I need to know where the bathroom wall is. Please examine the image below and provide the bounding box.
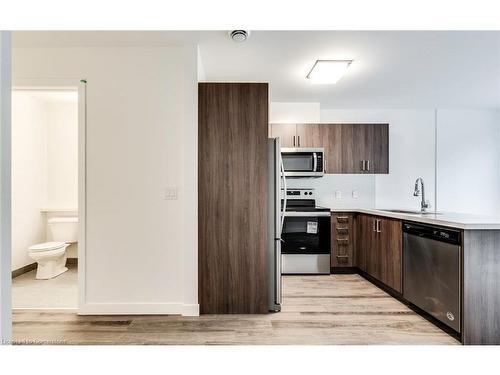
[46,94,78,209]
[11,92,48,271]
[13,45,199,315]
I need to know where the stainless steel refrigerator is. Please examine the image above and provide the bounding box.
[268,137,287,312]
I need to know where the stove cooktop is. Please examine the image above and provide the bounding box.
[285,206,330,212]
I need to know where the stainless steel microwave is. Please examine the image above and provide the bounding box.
[281,148,325,177]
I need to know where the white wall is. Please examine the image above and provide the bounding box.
[13,45,199,315]
[286,175,376,209]
[320,109,436,210]
[11,92,48,271]
[46,97,78,208]
[0,31,12,343]
[270,102,320,123]
[437,109,500,216]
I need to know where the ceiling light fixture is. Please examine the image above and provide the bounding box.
[306,60,353,84]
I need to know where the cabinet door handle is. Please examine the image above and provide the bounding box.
[297,135,300,147]
[373,220,376,232]
[360,160,365,171]
[293,136,296,147]
[366,160,371,172]
[376,219,381,233]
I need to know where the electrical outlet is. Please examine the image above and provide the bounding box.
[164,187,178,200]
[352,189,359,199]
[335,190,342,199]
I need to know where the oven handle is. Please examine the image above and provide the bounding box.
[284,212,331,217]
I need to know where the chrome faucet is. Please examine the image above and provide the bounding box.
[413,177,431,213]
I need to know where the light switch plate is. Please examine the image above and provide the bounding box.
[352,189,359,199]
[335,190,342,199]
[164,187,178,200]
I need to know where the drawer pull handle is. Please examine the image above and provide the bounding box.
[336,216,349,219]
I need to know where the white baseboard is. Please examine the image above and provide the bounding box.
[181,303,200,316]
[78,302,200,316]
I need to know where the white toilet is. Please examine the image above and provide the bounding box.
[28,217,78,280]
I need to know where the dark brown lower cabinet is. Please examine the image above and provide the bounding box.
[356,214,402,293]
[198,83,269,314]
[378,217,402,292]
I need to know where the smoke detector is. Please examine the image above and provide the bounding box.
[229,30,250,43]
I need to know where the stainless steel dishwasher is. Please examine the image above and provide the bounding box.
[403,222,461,332]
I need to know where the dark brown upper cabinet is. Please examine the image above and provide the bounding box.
[269,123,297,147]
[296,124,343,173]
[341,124,389,174]
[269,123,389,174]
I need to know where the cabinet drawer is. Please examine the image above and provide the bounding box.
[336,238,350,245]
[335,255,350,265]
[336,226,350,235]
[335,215,350,224]
[331,213,355,268]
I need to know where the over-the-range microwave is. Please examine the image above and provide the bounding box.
[281,148,325,177]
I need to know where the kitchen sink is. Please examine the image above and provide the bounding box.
[379,209,442,215]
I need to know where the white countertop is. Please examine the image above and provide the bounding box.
[328,207,500,230]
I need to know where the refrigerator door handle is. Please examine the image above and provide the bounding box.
[280,154,287,233]
[275,239,282,304]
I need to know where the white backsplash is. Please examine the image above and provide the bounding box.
[286,174,376,209]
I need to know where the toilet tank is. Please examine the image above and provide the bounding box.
[48,217,78,243]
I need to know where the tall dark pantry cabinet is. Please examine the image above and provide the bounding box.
[198,83,269,314]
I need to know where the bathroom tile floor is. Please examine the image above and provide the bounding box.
[12,264,78,309]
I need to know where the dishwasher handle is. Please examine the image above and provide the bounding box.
[403,222,461,245]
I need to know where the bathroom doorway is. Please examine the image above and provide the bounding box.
[10,86,83,310]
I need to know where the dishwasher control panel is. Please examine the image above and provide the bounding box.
[403,222,461,245]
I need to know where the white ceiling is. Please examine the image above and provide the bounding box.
[13,31,500,108]
[197,31,500,108]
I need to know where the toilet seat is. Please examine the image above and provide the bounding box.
[29,241,67,252]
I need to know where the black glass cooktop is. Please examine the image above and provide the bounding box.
[282,199,330,212]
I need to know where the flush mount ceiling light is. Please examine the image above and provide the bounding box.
[306,60,353,84]
[229,30,250,43]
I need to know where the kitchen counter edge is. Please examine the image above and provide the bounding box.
[328,208,500,230]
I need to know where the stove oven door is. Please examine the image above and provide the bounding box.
[281,212,331,274]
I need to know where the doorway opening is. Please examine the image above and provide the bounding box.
[11,88,80,309]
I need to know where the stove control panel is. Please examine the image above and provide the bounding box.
[285,188,315,199]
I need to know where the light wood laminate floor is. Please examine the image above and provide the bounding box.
[12,274,459,345]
